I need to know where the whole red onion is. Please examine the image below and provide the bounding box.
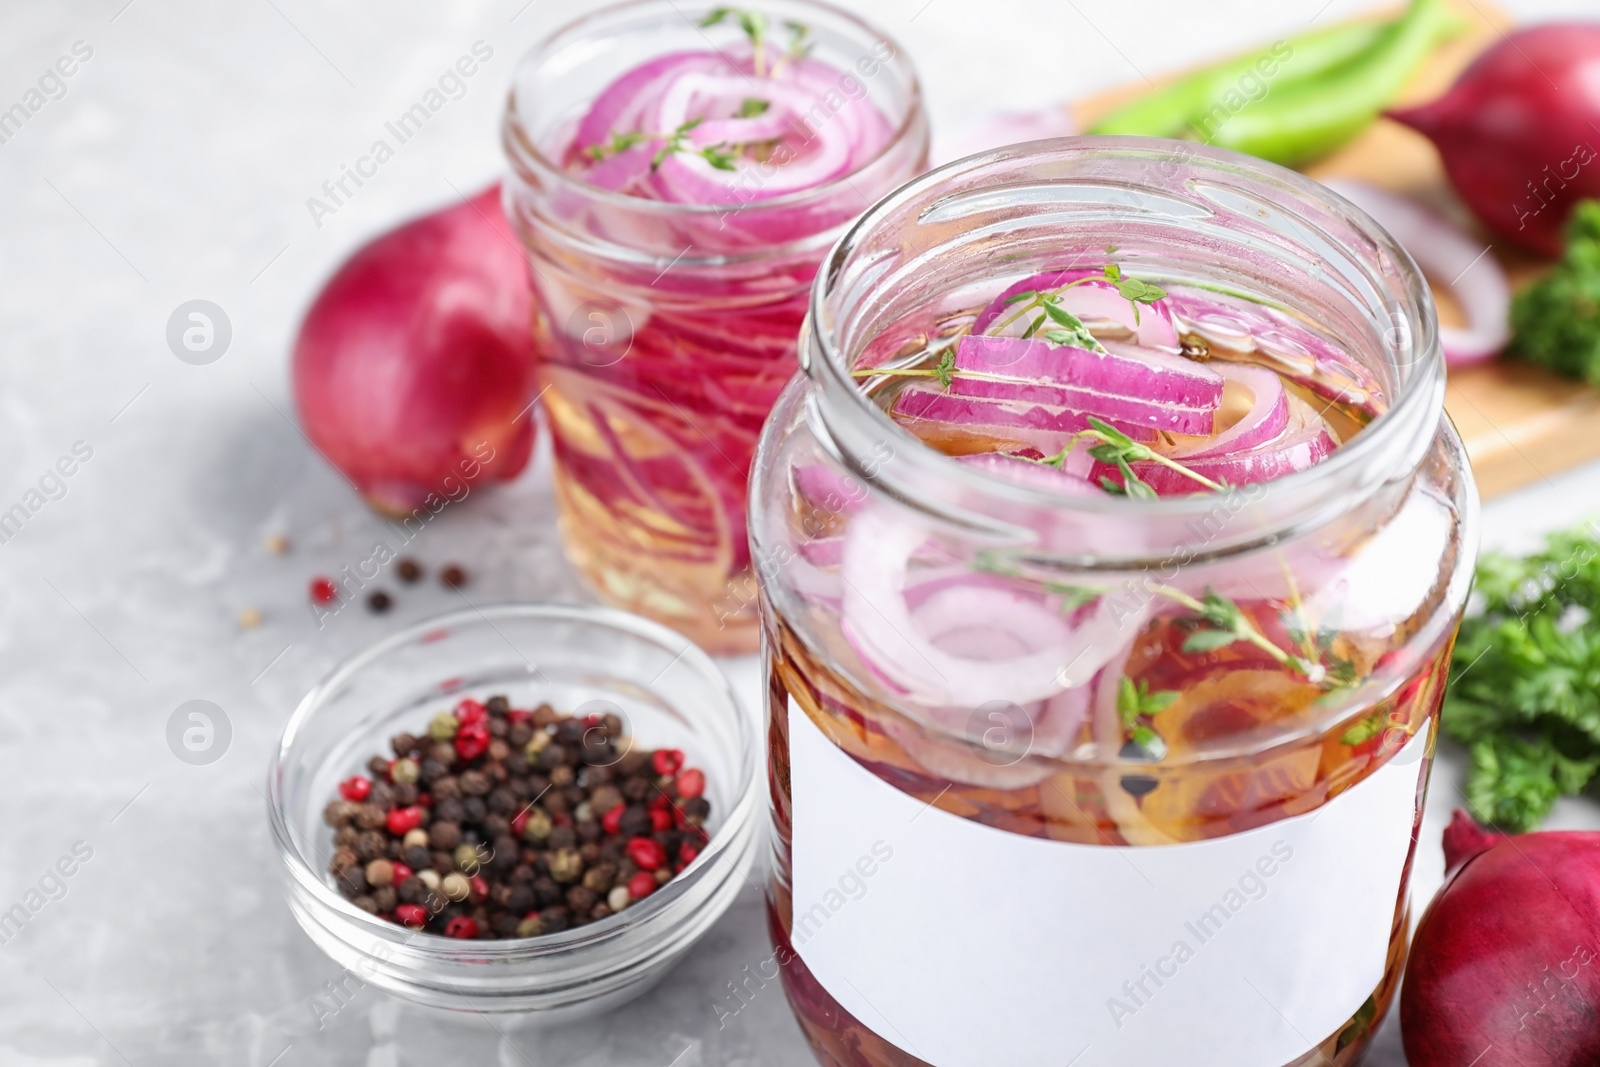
[292,184,537,516]
[1401,811,1600,1065]
[1389,23,1600,256]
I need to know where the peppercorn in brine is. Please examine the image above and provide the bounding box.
[322,695,711,939]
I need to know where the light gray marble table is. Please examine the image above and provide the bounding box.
[2,0,1596,1063]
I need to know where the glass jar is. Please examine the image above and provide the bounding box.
[268,603,760,1019]
[502,0,928,654]
[750,139,1478,1066]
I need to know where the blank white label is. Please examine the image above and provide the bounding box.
[788,700,1426,1067]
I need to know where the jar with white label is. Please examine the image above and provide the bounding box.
[748,138,1477,1067]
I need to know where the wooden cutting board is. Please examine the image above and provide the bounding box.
[1070,1,1596,500]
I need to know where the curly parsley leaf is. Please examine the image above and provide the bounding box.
[1444,521,1600,830]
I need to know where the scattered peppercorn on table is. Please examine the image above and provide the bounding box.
[7,0,1600,1065]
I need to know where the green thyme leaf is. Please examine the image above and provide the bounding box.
[1182,628,1242,654]
[700,143,739,170]
[737,97,771,117]
[1339,712,1385,747]
[1002,290,1040,306]
[934,348,957,388]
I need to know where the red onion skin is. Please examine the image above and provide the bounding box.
[292,184,537,516]
[1442,808,1506,875]
[1388,23,1600,257]
[1401,830,1600,1066]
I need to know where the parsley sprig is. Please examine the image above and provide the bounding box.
[1443,522,1600,831]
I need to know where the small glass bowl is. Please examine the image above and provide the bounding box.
[267,603,760,1020]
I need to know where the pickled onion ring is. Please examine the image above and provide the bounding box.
[953,334,1224,432]
[1168,363,1288,460]
[1321,178,1511,368]
[893,383,1157,439]
[569,49,893,207]
[840,500,1137,707]
[1106,392,1336,495]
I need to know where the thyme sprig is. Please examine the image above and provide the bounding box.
[1036,417,1227,497]
[703,7,770,75]
[1149,585,1334,685]
[584,118,749,172]
[1118,678,1175,759]
[988,264,1167,337]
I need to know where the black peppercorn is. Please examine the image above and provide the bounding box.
[566,885,599,914]
[397,558,423,583]
[491,914,521,938]
[429,821,462,851]
[536,744,567,773]
[434,798,466,825]
[440,564,467,588]
[462,797,487,824]
[681,796,711,821]
[549,825,577,852]
[419,758,448,784]
[392,782,418,807]
[506,884,535,915]
[335,865,367,896]
[396,876,426,904]
[508,721,534,748]
[354,830,387,861]
[487,788,516,815]
[618,805,652,839]
[540,905,571,933]
[403,844,431,870]
[620,776,651,803]
[432,777,462,802]
[366,755,391,778]
[532,877,562,907]
[459,770,491,796]
[577,819,602,845]
[482,813,510,840]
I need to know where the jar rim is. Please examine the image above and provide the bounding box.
[803,136,1445,550]
[502,0,926,221]
[266,602,760,1001]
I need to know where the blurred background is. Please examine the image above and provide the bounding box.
[1,0,1596,1064]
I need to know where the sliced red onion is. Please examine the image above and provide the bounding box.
[1162,291,1382,414]
[973,270,1180,350]
[1168,363,1288,460]
[956,335,1222,407]
[1322,179,1511,368]
[1105,392,1336,495]
[956,451,1098,492]
[893,382,1157,440]
[571,52,725,153]
[570,49,893,213]
[840,503,1135,706]
[792,463,870,517]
